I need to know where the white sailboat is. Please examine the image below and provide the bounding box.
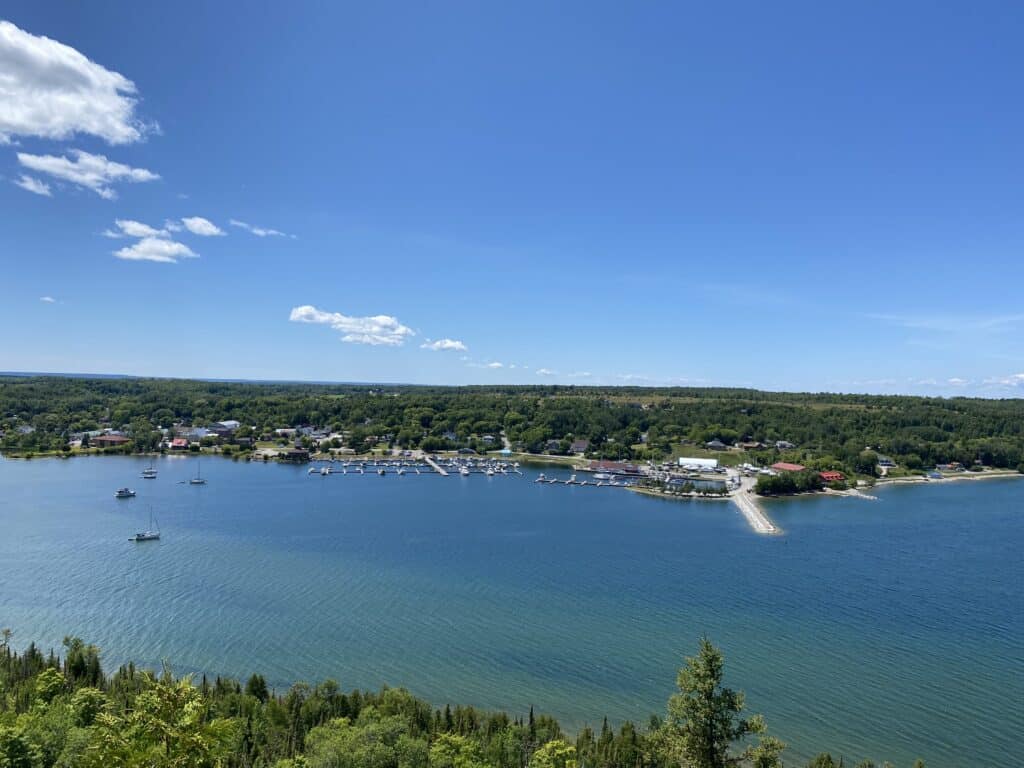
[130,509,160,542]
[189,461,206,485]
[141,461,157,479]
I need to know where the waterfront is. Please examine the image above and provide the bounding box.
[0,455,1021,766]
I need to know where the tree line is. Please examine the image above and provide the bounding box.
[0,633,925,768]
[1,376,1023,477]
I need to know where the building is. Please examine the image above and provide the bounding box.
[877,455,896,468]
[170,437,189,451]
[705,439,728,451]
[775,440,796,450]
[92,434,130,448]
[281,448,310,463]
[587,460,644,476]
[820,471,845,483]
[771,462,806,472]
[737,441,765,450]
[678,457,719,470]
[570,439,590,454]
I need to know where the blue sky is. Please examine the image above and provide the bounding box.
[2,2,1023,395]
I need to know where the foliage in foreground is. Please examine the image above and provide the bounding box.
[0,633,926,768]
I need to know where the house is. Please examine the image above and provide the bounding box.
[481,434,496,444]
[737,441,765,451]
[774,440,796,450]
[936,462,962,471]
[92,434,130,448]
[570,439,590,454]
[544,439,562,452]
[705,439,728,451]
[771,462,806,472]
[281,448,310,463]
[170,437,189,451]
[877,455,896,468]
[820,471,845,483]
[209,420,240,437]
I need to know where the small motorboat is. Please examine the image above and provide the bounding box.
[115,487,136,499]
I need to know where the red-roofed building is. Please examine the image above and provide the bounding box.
[171,437,189,451]
[820,470,845,483]
[771,462,806,472]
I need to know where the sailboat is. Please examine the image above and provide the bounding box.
[189,461,206,485]
[129,509,160,542]
[141,461,157,479]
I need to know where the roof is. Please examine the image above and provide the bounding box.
[771,462,806,472]
[820,471,845,481]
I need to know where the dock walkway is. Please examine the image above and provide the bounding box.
[424,456,449,476]
[730,477,779,535]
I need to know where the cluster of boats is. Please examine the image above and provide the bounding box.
[306,457,522,477]
[118,461,206,543]
[534,472,635,488]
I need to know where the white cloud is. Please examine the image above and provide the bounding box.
[13,174,50,196]
[536,368,556,376]
[17,149,158,198]
[181,216,224,236]
[420,338,468,352]
[568,371,592,378]
[230,219,291,238]
[104,218,165,238]
[0,20,153,144]
[984,372,1024,388]
[289,305,414,346]
[114,237,197,264]
[947,377,969,387]
[164,219,184,232]
[487,362,503,369]
[39,295,56,303]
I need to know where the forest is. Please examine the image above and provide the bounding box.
[1,375,1023,477]
[0,633,924,768]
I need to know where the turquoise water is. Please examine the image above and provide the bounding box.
[1,456,1021,766]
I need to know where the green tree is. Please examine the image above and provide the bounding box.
[663,638,774,768]
[529,739,577,768]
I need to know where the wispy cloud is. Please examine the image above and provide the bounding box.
[17,149,158,199]
[39,295,56,303]
[0,20,154,145]
[230,219,293,238]
[984,372,1024,389]
[536,368,556,376]
[181,216,225,236]
[114,237,198,264]
[867,312,1024,335]
[420,338,468,352]
[103,219,166,239]
[947,377,970,387]
[289,305,414,346]
[13,174,51,196]
[567,371,592,378]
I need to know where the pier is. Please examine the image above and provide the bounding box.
[731,480,778,535]
[423,456,449,476]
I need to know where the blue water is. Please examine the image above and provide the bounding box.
[0,455,1021,767]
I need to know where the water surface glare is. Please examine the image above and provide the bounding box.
[1,456,1021,767]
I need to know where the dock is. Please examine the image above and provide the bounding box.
[731,487,778,535]
[424,456,449,477]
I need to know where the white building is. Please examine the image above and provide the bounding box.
[678,457,719,470]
